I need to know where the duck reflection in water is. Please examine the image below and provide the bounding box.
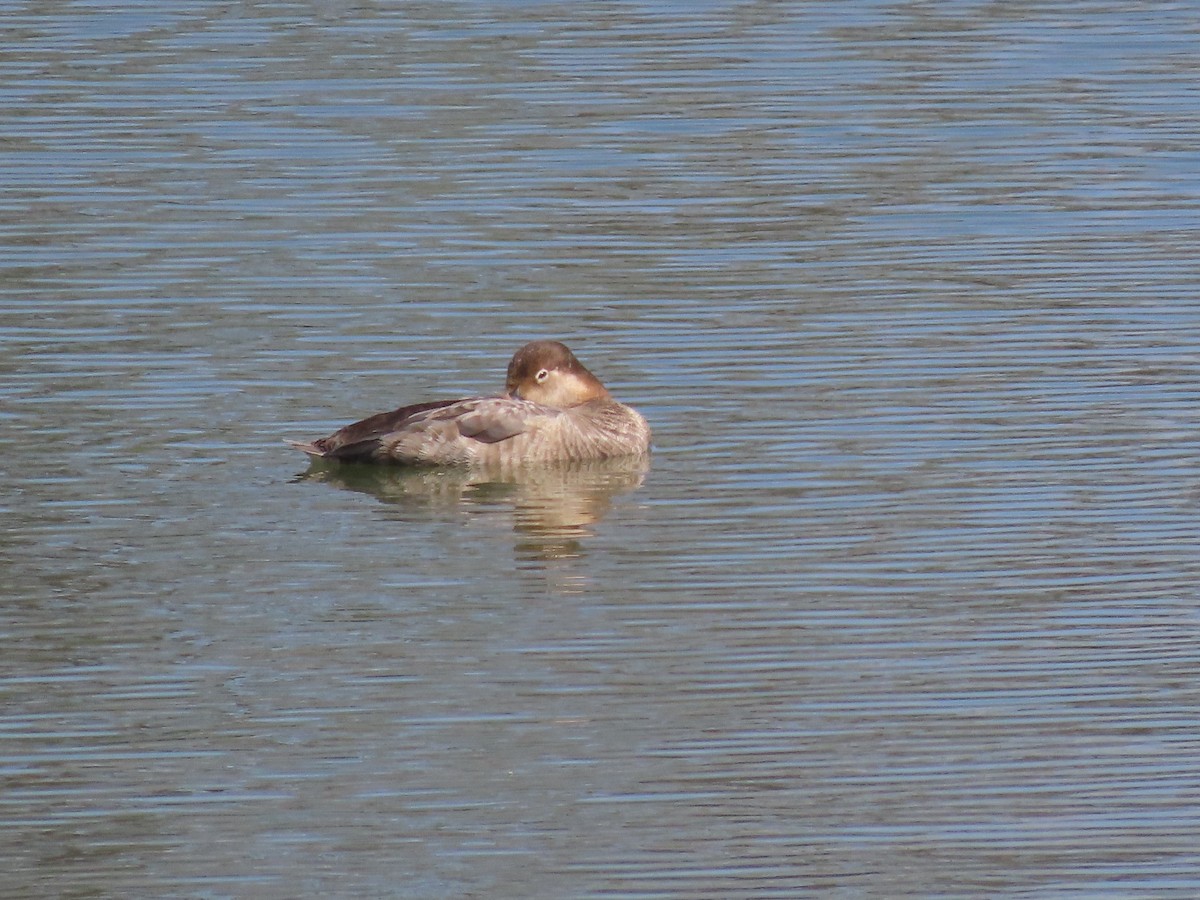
[297,457,650,563]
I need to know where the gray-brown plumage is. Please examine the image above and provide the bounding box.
[288,341,651,466]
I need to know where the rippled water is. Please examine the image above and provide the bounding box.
[4,2,1200,897]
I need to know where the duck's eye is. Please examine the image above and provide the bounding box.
[535,368,550,383]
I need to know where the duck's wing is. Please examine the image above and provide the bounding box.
[453,397,541,444]
[381,396,561,464]
[293,398,466,462]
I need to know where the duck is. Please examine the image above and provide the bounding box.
[289,340,651,466]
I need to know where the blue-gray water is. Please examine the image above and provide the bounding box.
[4,2,1200,897]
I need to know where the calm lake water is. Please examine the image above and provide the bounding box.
[4,2,1200,897]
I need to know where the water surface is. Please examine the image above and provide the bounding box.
[4,2,1200,897]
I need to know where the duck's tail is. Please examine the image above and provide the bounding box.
[285,439,327,458]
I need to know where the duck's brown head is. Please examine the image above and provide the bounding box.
[505,340,612,408]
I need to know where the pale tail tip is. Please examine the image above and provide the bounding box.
[285,439,325,457]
